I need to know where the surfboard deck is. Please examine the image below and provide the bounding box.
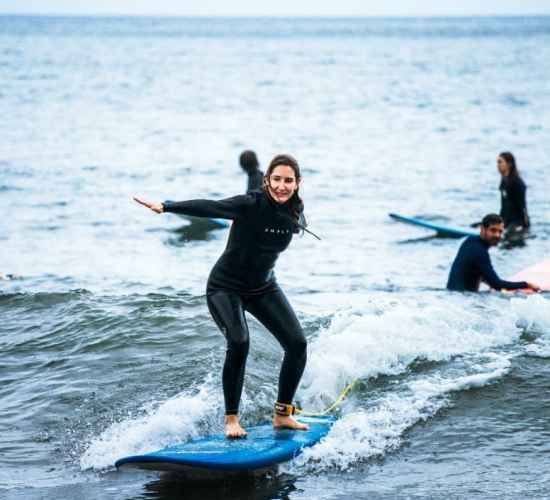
[389,213,477,238]
[507,258,550,293]
[115,416,334,474]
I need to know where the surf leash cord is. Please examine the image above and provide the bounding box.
[294,378,359,417]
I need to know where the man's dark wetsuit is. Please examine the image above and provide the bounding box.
[500,176,529,228]
[163,190,306,415]
[246,168,264,193]
[447,236,528,292]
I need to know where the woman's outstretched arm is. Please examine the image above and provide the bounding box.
[133,194,255,219]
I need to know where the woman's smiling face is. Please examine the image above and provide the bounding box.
[266,165,299,204]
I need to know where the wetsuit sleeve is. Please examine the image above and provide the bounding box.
[162,194,255,220]
[477,248,528,291]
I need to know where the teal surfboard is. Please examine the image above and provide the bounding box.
[389,213,477,238]
[116,416,333,476]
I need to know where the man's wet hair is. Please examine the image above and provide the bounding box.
[239,150,259,172]
[482,213,504,228]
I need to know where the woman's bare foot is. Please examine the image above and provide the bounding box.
[224,415,247,438]
[272,415,309,431]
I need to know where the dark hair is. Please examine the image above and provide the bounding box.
[264,154,304,224]
[482,213,504,228]
[499,151,519,179]
[239,150,259,173]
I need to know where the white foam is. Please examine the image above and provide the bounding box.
[523,343,550,358]
[283,295,519,472]
[299,296,518,410]
[511,294,550,334]
[511,294,550,357]
[80,380,219,471]
[290,355,510,472]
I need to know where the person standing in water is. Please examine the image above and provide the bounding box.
[497,152,530,232]
[239,150,264,193]
[135,154,310,438]
[447,213,539,292]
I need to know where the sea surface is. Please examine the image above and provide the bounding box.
[1,15,550,500]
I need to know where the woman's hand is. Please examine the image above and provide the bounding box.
[526,282,541,292]
[133,196,164,214]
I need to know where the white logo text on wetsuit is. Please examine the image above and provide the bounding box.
[264,228,291,234]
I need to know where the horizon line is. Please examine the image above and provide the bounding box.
[2,12,550,19]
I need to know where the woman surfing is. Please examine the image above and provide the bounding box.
[134,154,313,438]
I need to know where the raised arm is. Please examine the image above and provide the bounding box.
[134,194,255,220]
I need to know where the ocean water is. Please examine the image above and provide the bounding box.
[1,15,550,499]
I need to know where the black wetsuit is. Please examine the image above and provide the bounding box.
[246,168,264,193]
[163,190,306,415]
[500,176,529,228]
[446,236,528,292]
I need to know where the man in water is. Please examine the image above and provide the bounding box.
[239,150,264,193]
[447,214,539,292]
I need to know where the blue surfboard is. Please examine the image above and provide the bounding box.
[177,214,230,229]
[206,218,230,229]
[115,416,333,475]
[389,213,477,238]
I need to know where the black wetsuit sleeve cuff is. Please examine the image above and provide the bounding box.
[497,280,528,291]
[162,200,199,215]
[162,200,175,213]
